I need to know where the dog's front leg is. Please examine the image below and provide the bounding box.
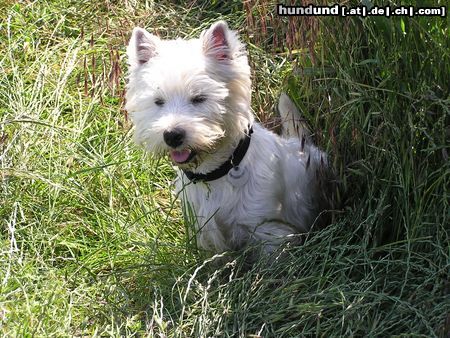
[246,221,297,254]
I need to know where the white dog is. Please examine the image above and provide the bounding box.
[126,21,330,255]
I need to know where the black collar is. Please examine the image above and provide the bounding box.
[183,126,253,183]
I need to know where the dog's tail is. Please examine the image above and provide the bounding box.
[278,92,310,141]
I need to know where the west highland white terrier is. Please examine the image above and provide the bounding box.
[126,21,331,255]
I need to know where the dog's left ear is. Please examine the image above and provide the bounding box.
[202,21,232,61]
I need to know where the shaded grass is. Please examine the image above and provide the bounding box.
[1,0,448,336]
[283,4,449,247]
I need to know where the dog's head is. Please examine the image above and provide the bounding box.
[125,21,253,170]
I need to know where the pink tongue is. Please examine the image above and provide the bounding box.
[170,149,191,163]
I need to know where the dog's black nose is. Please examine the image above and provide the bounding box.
[163,128,186,148]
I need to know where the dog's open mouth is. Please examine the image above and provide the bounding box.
[169,149,196,164]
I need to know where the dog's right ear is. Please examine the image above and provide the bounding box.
[127,27,160,67]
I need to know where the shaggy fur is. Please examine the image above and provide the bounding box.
[126,21,330,254]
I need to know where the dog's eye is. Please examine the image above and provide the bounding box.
[191,95,206,105]
[154,98,165,106]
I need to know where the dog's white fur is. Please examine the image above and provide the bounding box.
[126,21,328,254]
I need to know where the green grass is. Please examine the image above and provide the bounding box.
[1,0,448,336]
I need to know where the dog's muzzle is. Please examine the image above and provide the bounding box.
[162,127,196,164]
